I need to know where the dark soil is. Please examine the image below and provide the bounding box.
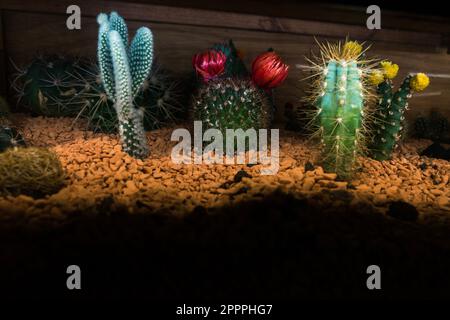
[1,190,449,301]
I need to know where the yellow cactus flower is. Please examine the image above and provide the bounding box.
[410,73,430,92]
[343,41,363,59]
[369,70,385,86]
[380,61,399,79]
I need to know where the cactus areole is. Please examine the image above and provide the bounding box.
[97,11,153,158]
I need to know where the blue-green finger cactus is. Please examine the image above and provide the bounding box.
[97,11,153,158]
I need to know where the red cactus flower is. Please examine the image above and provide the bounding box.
[193,50,226,82]
[252,51,289,90]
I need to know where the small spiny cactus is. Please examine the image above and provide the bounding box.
[368,61,430,160]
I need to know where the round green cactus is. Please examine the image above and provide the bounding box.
[192,78,271,145]
[12,55,88,117]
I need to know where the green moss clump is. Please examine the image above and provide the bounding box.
[0,147,65,198]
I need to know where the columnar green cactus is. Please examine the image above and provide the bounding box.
[319,60,364,177]
[307,40,370,178]
[369,61,430,160]
[97,11,153,158]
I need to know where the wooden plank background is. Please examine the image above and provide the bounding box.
[0,0,449,124]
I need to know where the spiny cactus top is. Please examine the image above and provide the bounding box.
[368,61,430,161]
[97,11,153,158]
[211,40,248,78]
[305,40,374,178]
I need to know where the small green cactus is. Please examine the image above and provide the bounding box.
[369,61,430,161]
[0,147,64,198]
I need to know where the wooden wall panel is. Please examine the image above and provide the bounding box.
[1,0,449,124]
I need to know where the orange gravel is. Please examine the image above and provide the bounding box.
[0,115,449,224]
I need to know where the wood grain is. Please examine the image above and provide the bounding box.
[0,0,445,51]
[1,2,449,124]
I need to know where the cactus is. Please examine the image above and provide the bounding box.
[11,55,86,117]
[0,96,26,151]
[368,61,430,161]
[70,60,184,133]
[192,45,288,150]
[0,126,26,153]
[305,40,373,178]
[193,78,272,136]
[211,40,248,78]
[97,11,153,158]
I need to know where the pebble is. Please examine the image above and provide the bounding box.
[0,116,448,222]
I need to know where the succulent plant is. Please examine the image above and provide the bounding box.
[211,40,248,78]
[368,61,430,161]
[11,54,87,117]
[0,126,26,153]
[69,60,184,134]
[305,40,373,179]
[0,147,64,198]
[192,44,288,150]
[97,11,153,158]
[193,77,272,134]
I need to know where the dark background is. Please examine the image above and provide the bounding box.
[118,0,450,18]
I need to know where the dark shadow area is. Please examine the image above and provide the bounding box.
[1,190,450,300]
